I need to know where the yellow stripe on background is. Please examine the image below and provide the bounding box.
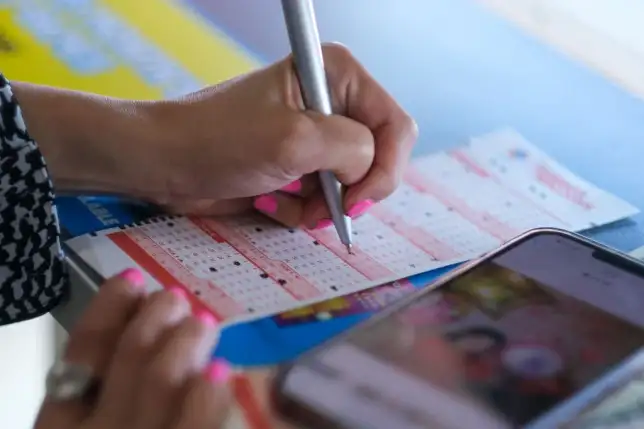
[0,9,160,98]
[101,0,258,84]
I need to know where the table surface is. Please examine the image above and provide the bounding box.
[54,0,644,366]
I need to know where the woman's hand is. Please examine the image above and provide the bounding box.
[15,43,416,228]
[35,269,231,429]
[149,43,417,227]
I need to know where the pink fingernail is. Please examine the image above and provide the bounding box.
[204,359,232,384]
[168,286,187,299]
[311,219,333,230]
[347,199,374,218]
[280,180,302,194]
[253,195,278,214]
[195,309,218,327]
[118,268,145,288]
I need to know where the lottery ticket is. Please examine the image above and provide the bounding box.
[66,129,639,326]
[273,279,416,326]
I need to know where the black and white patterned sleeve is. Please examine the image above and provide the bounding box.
[0,74,67,325]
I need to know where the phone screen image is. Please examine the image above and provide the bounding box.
[279,232,644,429]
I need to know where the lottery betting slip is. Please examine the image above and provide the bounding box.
[66,129,638,325]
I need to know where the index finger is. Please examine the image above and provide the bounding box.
[323,43,418,207]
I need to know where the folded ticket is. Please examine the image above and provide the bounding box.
[66,129,639,326]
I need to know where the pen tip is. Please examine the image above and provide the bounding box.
[346,244,354,255]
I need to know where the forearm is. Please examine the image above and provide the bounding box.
[12,82,171,198]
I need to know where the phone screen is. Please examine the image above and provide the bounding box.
[277,232,644,429]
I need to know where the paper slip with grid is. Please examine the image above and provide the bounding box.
[66,129,638,326]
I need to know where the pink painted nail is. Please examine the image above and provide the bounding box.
[311,219,333,230]
[195,309,218,327]
[253,195,278,214]
[118,268,145,288]
[204,359,232,384]
[168,286,187,299]
[280,180,302,194]
[347,199,374,218]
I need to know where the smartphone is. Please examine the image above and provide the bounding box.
[273,228,644,429]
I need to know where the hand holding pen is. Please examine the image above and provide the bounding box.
[277,0,417,250]
[55,2,416,237]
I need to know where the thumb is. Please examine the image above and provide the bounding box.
[304,113,375,187]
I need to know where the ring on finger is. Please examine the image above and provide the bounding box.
[45,358,99,402]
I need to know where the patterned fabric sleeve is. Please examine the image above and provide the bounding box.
[0,74,67,325]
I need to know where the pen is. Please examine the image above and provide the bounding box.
[280,0,354,254]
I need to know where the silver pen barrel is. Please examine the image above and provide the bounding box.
[280,0,353,252]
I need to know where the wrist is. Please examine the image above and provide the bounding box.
[13,82,172,199]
